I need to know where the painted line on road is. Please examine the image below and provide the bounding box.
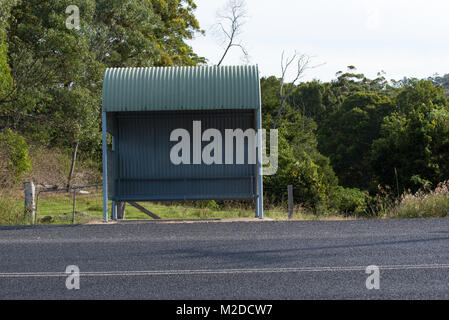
[1,264,449,278]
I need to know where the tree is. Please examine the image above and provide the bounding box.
[261,76,338,210]
[330,68,389,100]
[150,0,205,66]
[92,0,205,67]
[3,0,205,147]
[318,92,394,189]
[429,74,449,96]
[0,29,13,104]
[0,0,15,106]
[273,51,312,129]
[290,80,338,124]
[5,0,99,147]
[1,0,205,186]
[263,122,337,211]
[395,78,447,114]
[214,0,248,66]
[370,80,449,192]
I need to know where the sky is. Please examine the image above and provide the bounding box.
[187,0,449,82]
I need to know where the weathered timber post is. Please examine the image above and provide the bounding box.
[24,181,36,224]
[288,185,293,219]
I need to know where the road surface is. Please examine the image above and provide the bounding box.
[1,218,449,299]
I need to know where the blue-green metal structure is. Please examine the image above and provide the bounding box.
[102,66,263,221]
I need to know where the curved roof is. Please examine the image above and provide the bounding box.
[102,66,260,112]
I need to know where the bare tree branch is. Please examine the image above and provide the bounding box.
[273,51,313,129]
[214,0,249,66]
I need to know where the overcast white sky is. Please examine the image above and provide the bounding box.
[187,0,449,82]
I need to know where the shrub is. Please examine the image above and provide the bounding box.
[330,186,370,216]
[0,129,31,185]
[393,181,449,218]
[366,185,398,217]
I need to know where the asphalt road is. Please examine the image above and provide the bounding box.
[1,218,449,300]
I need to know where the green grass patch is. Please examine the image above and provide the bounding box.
[29,193,345,224]
[0,192,374,226]
[2,182,449,226]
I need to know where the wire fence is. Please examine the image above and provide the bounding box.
[32,184,298,224]
[35,184,103,224]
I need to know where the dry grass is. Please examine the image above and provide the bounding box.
[392,181,449,218]
[0,188,31,225]
[26,145,101,188]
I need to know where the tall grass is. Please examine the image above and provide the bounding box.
[392,181,449,218]
[0,189,30,225]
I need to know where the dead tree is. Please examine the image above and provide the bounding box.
[273,51,311,129]
[215,0,249,66]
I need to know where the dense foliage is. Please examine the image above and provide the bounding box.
[0,0,14,104]
[0,0,204,160]
[0,1,448,216]
[268,68,449,213]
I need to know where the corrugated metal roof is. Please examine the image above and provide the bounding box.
[102,66,261,112]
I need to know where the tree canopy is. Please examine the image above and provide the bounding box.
[1,0,205,158]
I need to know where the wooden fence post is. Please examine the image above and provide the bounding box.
[24,181,36,224]
[288,185,293,219]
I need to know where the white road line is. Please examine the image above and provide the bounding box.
[1,264,449,278]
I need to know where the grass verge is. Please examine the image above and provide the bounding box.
[2,181,449,226]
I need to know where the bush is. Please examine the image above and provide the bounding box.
[263,130,336,212]
[393,181,449,218]
[0,129,31,185]
[330,186,370,216]
[198,200,220,211]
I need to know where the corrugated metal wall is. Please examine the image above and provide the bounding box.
[109,110,257,201]
[102,66,260,112]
